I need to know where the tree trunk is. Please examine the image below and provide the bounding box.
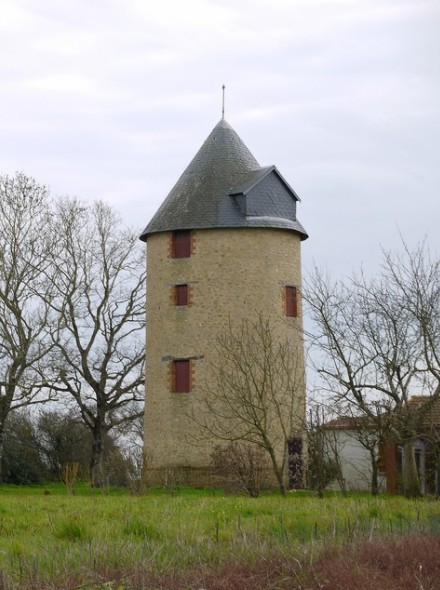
[0,426,5,484]
[90,427,104,488]
[436,458,440,498]
[333,453,347,497]
[402,441,420,498]
[266,444,286,496]
[275,470,287,497]
[370,450,379,496]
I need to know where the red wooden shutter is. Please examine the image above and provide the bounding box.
[175,284,188,306]
[173,360,190,392]
[172,230,191,258]
[286,286,298,317]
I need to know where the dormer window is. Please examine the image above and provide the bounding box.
[172,230,191,258]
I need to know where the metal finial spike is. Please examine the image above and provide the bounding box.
[222,84,225,119]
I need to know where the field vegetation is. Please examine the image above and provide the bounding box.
[0,485,439,589]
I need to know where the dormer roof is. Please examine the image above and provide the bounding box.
[140,118,308,241]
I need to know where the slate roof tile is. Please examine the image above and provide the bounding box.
[140,118,308,241]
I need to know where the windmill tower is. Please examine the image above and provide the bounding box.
[140,115,308,487]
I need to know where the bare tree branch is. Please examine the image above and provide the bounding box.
[305,240,440,496]
[0,173,55,481]
[43,197,146,486]
[193,314,304,496]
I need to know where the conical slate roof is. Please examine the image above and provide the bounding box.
[140,118,308,241]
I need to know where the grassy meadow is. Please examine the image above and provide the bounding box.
[1,484,440,589]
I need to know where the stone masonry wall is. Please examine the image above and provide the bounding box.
[144,227,305,484]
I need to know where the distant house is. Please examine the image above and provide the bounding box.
[323,398,440,495]
[322,416,386,493]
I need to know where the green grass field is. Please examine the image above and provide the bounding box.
[1,484,440,589]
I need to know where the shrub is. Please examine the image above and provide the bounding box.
[211,442,267,497]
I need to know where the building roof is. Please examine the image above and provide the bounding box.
[323,416,367,430]
[140,118,308,241]
[407,396,440,427]
[323,397,440,432]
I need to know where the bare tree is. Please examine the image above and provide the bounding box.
[211,442,267,497]
[37,408,94,479]
[346,412,384,496]
[305,403,340,498]
[305,241,440,497]
[196,314,305,496]
[2,409,48,484]
[323,426,348,497]
[323,405,384,495]
[45,197,146,486]
[0,173,54,481]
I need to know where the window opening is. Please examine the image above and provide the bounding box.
[172,230,191,258]
[173,359,190,392]
[175,284,189,306]
[285,286,298,317]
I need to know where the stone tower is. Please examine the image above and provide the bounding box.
[140,117,308,487]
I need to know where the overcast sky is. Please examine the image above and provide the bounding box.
[1,0,439,277]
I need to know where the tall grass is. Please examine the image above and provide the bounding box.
[0,486,439,588]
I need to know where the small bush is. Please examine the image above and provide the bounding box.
[307,456,339,497]
[211,442,267,497]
